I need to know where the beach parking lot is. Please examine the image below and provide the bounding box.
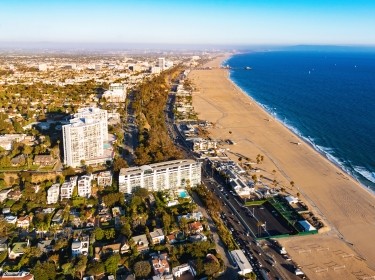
[245,204,294,238]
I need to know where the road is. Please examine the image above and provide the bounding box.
[201,168,304,280]
[122,89,138,165]
[164,74,303,280]
[190,191,239,279]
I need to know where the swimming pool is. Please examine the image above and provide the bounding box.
[179,190,188,198]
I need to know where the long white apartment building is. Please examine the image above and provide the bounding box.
[47,183,60,204]
[119,159,201,194]
[78,175,92,198]
[63,107,108,167]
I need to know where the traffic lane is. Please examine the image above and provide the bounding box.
[208,183,290,279]
[208,189,279,276]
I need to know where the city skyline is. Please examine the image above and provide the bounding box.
[1,0,375,46]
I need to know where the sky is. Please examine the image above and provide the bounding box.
[1,0,375,46]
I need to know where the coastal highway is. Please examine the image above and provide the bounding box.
[201,166,305,280]
[165,78,303,279]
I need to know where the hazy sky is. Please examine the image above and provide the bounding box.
[1,0,375,46]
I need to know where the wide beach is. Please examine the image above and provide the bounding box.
[189,54,375,279]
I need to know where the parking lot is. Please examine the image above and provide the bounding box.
[245,203,294,238]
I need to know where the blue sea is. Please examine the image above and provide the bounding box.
[226,49,375,192]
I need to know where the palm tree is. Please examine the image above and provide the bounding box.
[290,181,295,188]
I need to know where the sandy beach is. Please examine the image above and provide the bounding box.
[190,55,375,279]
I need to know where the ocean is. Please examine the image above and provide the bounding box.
[226,49,375,191]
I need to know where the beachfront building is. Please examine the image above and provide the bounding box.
[77,175,92,198]
[231,250,253,276]
[188,138,217,152]
[63,107,109,167]
[118,159,202,194]
[47,184,60,204]
[102,83,126,103]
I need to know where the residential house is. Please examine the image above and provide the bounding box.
[10,154,27,166]
[8,240,30,260]
[178,212,203,222]
[0,189,11,203]
[33,154,57,166]
[94,243,121,261]
[78,175,92,198]
[188,221,203,234]
[47,184,60,204]
[71,236,89,257]
[172,263,196,279]
[4,215,17,224]
[189,233,207,243]
[151,253,170,277]
[98,207,112,223]
[166,234,177,245]
[37,239,54,254]
[0,272,34,280]
[150,228,165,245]
[7,190,22,201]
[120,242,130,254]
[51,209,64,224]
[16,216,32,229]
[131,234,149,253]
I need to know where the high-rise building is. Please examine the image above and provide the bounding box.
[74,107,108,141]
[158,57,165,71]
[119,159,201,194]
[63,107,108,167]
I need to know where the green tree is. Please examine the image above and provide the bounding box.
[204,261,220,277]
[32,262,57,280]
[62,262,76,277]
[104,228,116,240]
[0,251,7,264]
[113,157,128,172]
[105,254,121,276]
[76,255,88,279]
[121,221,132,238]
[133,260,151,279]
[94,228,104,241]
[87,261,105,277]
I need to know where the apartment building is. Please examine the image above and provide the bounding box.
[62,107,108,167]
[118,160,201,194]
[47,184,60,204]
[78,175,92,198]
[102,83,126,103]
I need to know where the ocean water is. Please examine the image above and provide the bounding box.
[226,50,375,191]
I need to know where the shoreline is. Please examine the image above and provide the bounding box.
[190,54,375,274]
[223,54,375,198]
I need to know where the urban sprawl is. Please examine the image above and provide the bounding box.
[0,53,321,280]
